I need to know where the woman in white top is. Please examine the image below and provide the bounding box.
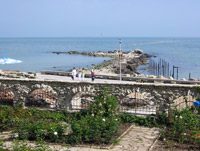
[78,67,82,80]
[72,67,76,80]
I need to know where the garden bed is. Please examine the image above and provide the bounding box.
[3,88,200,151]
[72,123,133,149]
[0,90,137,150]
[0,123,133,150]
[153,140,200,151]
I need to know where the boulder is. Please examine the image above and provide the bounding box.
[158,75,165,79]
[134,49,143,54]
[180,78,186,81]
[189,78,197,81]
[148,75,157,78]
[137,74,146,78]
[132,73,138,77]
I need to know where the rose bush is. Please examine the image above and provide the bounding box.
[161,108,200,145]
[67,90,121,144]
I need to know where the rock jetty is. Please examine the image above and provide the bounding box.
[51,49,152,75]
[52,50,123,58]
[94,49,152,75]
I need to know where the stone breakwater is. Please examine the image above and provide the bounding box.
[52,50,122,58]
[51,49,152,75]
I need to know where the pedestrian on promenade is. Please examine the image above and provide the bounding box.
[78,67,82,80]
[91,68,95,81]
[82,68,85,80]
[72,67,76,80]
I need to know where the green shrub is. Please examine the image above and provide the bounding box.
[161,108,200,145]
[89,90,120,117]
[120,113,158,127]
[14,119,66,142]
[0,105,69,132]
[68,114,120,144]
[0,105,16,131]
[67,90,121,144]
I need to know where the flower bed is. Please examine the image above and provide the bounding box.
[0,90,135,148]
[159,107,200,149]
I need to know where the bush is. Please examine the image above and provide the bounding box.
[89,90,120,117]
[0,105,69,132]
[161,108,200,145]
[120,113,158,127]
[68,114,120,144]
[0,105,16,131]
[67,90,121,144]
[14,119,66,142]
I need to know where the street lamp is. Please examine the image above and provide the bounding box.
[119,39,122,81]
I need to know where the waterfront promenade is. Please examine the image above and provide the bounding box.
[36,73,138,84]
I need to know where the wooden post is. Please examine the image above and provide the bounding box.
[135,89,137,114]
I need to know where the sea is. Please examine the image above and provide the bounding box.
[0,37,199,79]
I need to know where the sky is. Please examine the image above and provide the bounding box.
[0,0,200,37]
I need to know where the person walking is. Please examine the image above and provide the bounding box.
[82,68,85,81]
[91,68,95,81]
[72,67,76,80]
[78,67,82,80]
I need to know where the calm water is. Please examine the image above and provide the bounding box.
[0,37,199,79]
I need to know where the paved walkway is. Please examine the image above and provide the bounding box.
[36,73,137,84]
[0,125,160,151]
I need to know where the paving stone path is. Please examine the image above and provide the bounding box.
[0,125,160,151]
[110,126,160,151]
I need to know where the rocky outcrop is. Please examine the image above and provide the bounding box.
[52,50,123,58]
[134,49,143,54]
[95,49,152,75]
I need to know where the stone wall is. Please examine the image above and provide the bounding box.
[0,78,199,112]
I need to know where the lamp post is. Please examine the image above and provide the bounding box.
[119,39,122,81]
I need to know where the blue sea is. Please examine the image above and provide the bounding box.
[0,37,199,79]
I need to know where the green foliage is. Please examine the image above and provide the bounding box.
[68,114,120,144]
[161,108,200,146]
[0,90,121,145]
[14,120,66,142]
[67,90,121,144]
[89,90,120,117]
[120,113,158,127]
[0,105,69,132]
[196,86,200,94]
[0,105,16,131]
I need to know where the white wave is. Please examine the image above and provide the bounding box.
[131,40,179,46]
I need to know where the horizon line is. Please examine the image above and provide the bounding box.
[0,36,200,38]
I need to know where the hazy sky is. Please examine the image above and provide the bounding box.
[0,0,200,37]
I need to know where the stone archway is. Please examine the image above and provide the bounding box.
[71,91,95,110]
[27,89,57,108]
[121,91,157,115]
[0,88,14,106]
[171,95,196,111]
